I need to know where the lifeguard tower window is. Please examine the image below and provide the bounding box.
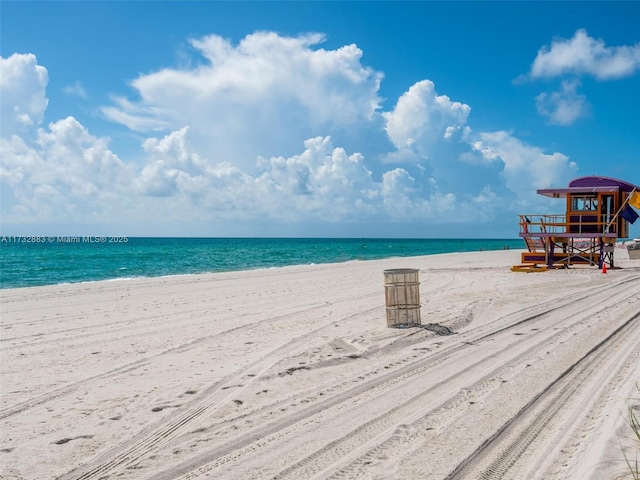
[571,196,598,211]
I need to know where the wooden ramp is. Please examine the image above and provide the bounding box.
[511,264,548,273]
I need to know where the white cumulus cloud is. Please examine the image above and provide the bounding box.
[383,80,471,158]
[470,131,578,206]
[0,53,49,136]
[535,79,590,125]
[530,29,640,80]
[1,117,132,224]
[102,31,384,172]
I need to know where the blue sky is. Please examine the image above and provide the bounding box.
[1,1,639,238]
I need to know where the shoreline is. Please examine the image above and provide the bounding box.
[0,237,524,290]
[2,250,639,479]
[0,246,523,292]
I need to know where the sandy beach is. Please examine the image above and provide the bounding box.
[1,250,639,480]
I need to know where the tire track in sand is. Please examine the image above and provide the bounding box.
[55,315,351,480]
[268,281,640,480]
[1,301,334,421]
[149,276,639,480]
[445,309,640,480]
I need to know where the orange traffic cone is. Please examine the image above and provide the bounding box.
[602,263,607,274]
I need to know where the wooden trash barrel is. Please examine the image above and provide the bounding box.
[383,268,421,327]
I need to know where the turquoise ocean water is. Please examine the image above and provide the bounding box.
[0,237,523,289]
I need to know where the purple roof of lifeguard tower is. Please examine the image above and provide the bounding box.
[568,176,639,192]
[537,176,639,198]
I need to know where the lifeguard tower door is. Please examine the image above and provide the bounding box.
[601,194,614,233]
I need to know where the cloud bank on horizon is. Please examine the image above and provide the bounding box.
[1,27,639,237]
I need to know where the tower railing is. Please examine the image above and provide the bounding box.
[518,214,618,236]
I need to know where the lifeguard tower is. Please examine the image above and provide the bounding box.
[514,176,639,271]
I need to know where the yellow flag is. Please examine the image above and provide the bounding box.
[629,191,640,209]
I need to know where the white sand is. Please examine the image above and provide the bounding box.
[1,250,640,480]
